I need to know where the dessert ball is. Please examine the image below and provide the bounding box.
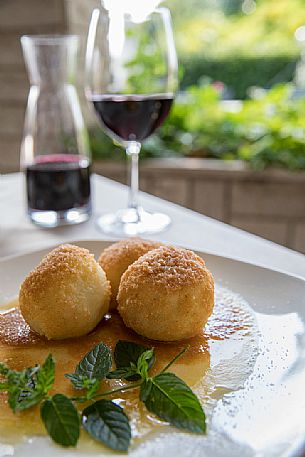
[117,246,214,341]
[19,244,111,340]
[98,238,162,309]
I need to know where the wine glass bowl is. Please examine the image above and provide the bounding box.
[85,6,178,235]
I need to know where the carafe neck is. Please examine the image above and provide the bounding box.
[21,35,78,87]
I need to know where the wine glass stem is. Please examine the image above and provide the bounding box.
[126,141,141,211]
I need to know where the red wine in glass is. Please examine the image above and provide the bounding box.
[91,94,173,142]
[26,154,91,224]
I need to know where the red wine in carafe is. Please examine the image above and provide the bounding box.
[26,154,91,212]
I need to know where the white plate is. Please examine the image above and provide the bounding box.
[0,240,305,457]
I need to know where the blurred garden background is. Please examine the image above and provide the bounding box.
[0,0,304,251]
[91,0,305,171]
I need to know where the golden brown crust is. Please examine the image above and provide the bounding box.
[20,244,99,299]
[98,238,162,271]
[117,246,214,341]
[98,238,162,309]
[119,246,206,290]
[19,244,111,340]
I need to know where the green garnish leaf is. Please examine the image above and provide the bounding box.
[136,349,155,380]
[65,342,112,393]
[5,354,55,412]
[65,373,100,400]
[67,342,112,383]
[82,399,131,452]
[7,366,39,411]
[139,379,152,402]
[36,354,55,393]
[41,394,80,447]
[140,372,206,433]
[10,387,44,412]
[114,341,155,369]
[110,340,155,381]
[64,373,86,390]
[0,362,10,376]
[106,368,135,380]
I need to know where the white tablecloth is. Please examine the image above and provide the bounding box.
[1,173,305,278]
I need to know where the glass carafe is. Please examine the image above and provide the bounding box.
[20,35,91,227]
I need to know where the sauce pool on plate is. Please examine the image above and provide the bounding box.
[0,286,258,447]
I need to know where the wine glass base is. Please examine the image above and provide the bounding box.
[96,207,171,236]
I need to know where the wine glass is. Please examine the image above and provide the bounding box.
[85,5,178,236]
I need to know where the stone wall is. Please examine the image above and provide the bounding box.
[93,158,305,254]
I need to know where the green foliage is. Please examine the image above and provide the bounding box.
[167,0,305,58]
[163,0,305,97]
[90,83,305,171]
[179,55,297,99]
[125,22,169,94]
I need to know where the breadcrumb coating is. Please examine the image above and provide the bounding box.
[120,245,207,290]
[19,244,111,340]
[118,246,214,341]
[98,238,162,309]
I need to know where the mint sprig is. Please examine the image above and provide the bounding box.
[41,394,80,447]
[0,354,55,412]
[65,342,111,392]
[0,340,206,452]
[82,399,131,451]
[107,340,155,381]
[141,373,206,433]
[65,342,112,401]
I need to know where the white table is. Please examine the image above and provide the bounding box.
[1,172,305,279]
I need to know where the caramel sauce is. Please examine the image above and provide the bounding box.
[0,289,256,446]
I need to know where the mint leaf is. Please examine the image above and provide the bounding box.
[65,373,100,400]
[11,388,44,412]
[0,362,10,376]
[111,341,155,381]
[139,379,152,401]
[5,354,55,412]
[65,342,112,394]
[114,341,155,369]
[65,373,97,390]
[67,342,112,384]
[82,400,131,451]
[41,394,80,447]
[106,368,135,380]
[140,372,206,433]
[37,354,55,393]
[7,366,41,412]
[65,373,86,390]
[136,349,155,380]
